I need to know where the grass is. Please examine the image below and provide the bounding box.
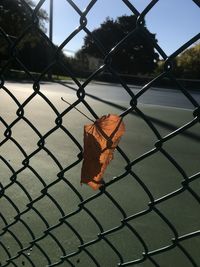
[0,84,200,267]
[1,68,72,81]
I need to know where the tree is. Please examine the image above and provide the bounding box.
[77,15,159,75]
[0,0,50,72]
[0,0,47,37]
[154,43,200,80]
[176,43,200,79]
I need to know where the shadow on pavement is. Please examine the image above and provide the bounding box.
[57,81,200,142]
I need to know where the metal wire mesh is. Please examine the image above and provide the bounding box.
[0,0,200,266]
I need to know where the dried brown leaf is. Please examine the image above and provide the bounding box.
[81,114,125,190]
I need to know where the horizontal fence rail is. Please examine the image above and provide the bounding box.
[0,0,200,266]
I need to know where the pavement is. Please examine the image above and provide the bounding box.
[0,81,200,267]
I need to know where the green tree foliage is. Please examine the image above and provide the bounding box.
[0,0,48,53]
[154,44,200,80]
[176,43,200,79]
[77,15,159,75]
[0,0,47,37]
[0,0,53,73]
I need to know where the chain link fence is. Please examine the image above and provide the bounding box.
[0,0,200,266]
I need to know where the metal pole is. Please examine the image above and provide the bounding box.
[49,0,53,42]
[48,0,53,80]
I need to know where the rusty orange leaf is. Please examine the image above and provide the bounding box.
[81,114,125,190]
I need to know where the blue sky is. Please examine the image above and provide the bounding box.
[34,0,200,57]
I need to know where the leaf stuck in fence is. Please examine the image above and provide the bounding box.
[81,114,125,190]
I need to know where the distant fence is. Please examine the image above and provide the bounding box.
[0,0,200,267]
[2,69,200,90]
[95,73,200,90]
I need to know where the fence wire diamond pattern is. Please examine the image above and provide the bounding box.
[0,0,200,266]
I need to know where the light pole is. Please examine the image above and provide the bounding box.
[48,0,53,80]
[49,0,53,43]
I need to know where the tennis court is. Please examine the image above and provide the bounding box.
[1,81,199,266]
